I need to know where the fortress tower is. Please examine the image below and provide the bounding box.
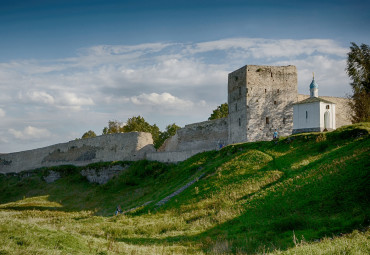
[228,65,298,144]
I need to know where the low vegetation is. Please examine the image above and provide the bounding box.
[0,123,369,254]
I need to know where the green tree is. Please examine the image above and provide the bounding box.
[157,123,181,149]
[208,103,228,120]
[122,116,161,147]
[346,42,370,123]
[81,130,97,139]
[102,120,124,135]
[101,116,180,149]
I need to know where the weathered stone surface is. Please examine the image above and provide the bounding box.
[158,118,228,153]
[228,65,297,144]
[0,132,155,174]
[43,170,61,183]
[147,150,205,163]
[81,165,127,184]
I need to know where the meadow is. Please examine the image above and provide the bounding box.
[0,123,369,254]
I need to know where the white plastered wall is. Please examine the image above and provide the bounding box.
[293,102,321,130]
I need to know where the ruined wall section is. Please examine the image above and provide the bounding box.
[245,65,297,141]
[158,118,228,152]
[159,118,228,153]
[0,132,155,174]
[148,118,228,163]
[297,94,352,128]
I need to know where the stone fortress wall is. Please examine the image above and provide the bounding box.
[146,117,229,163]
[158,117,228,152]
[0,64,352,174]
[0,132,155,174]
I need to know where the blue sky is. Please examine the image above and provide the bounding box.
[0,0,369,152]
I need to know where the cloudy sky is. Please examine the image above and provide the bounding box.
[0,0,369,153]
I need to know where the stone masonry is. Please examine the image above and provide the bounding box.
[0,132,155,174]
[228,65,297,144]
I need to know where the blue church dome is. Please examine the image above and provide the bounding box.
[310,79,318,89]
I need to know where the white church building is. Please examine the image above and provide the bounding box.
[293,76,336,134]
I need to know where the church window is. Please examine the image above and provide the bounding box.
[266,117,270,124]
[326,105,330,109]
[306,111,308,119]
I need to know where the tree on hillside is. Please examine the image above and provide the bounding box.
[346,42,370,123]
[157,123,181,149]
[122,116,161,147]
[101,116,179,149]
[208,103,228,120]
[81,130,97,139]
[102,120,124,135]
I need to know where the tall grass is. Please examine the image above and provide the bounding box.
[0,123,369,254]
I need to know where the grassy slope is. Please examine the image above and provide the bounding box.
[0,123,369,254]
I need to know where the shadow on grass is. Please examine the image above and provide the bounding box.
[0,206,63,211]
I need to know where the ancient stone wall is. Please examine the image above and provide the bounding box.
[0,132,155,174]
[297,94,352,128]
[146,150,205,163]
[158,118,228,153]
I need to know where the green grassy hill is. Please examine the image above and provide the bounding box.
[0,123,369,254]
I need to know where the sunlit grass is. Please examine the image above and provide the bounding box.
[0,123,369,254]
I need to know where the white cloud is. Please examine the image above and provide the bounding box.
[131,92,194,108]
[59,92,94,107]
[0,108,5,117]
[9,126,51,140]
[26,91,55,105]
[188,38,347,59]
[84,42,173,56]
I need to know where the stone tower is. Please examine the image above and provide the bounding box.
[228,65,298,144]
